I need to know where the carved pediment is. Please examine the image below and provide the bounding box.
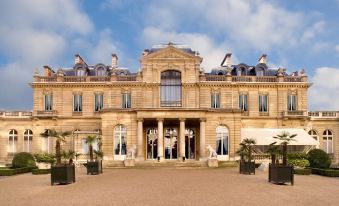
[142,46,202,62]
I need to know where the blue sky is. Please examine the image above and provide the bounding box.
[0,0,339,110]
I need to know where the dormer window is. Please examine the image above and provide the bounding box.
[256,68,264,76]
[237,68,246,76]
[96,68,106,76]
[76,69,86,76]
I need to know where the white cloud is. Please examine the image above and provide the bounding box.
[309,67,339,110]
[302,21,325,42]
[142,27,238,70]
[335,44,339,53]
[143,0,304,51]
[0,0,94,110]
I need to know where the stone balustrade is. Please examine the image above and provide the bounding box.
[308,111,339,118]
[34,75,138,82]
[201,75,306,82]
[0,111,32,117]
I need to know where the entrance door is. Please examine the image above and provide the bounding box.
[185,128,196,159]
[114,124,127,160]
[164,128,178,159]
[146,128,158,160]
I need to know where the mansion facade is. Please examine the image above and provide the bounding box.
[0,43,338,165]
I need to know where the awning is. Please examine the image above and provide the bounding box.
[241,128,318,146]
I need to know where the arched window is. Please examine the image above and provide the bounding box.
[216,126,228,156]
[146,128,158,160]
[161,70,181,107]
[24,129,33,153]
[185,128,195,159]
[41,129,53,153]
[8,129,18,154]
[114,125,127,158]
[323,130,333,154]
[308,130,318,141]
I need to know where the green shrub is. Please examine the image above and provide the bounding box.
[32,168,51,175]
[294,168,311,175]
[308,149,331,169]
[288,159,310,168]
[34,153,55,164]
[12,152,36,168]
[312,168,339,177]
[287,152,308,160]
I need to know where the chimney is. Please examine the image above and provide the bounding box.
[43,66,55,76]
[258,54,267,64]
[221,53,232,67]
[112,53,118,68]
[74,54,87,65]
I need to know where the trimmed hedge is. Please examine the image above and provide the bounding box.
[0,167,34,176]
[32,168,51,175]
[12,152,36,168]
[312,168,339,177]
[308,149,331,169]
[288,159,310,168]
[294,168,311,175]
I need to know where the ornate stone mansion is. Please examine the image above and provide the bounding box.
[0,43,338,165]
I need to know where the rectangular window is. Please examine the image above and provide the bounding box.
[73,94,82,112]
[211,93,220,108]
[122,93,131,108]
[94,93,104,111]
[259,94,268,112]
[239,94,248,111]
[323,137,333,154]
[287,95,297,111]
[44,94,53,111]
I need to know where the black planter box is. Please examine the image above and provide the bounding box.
[86,160,102,175]
[269,164,294,185]
[239,161,255,175]
[51,164,75,185]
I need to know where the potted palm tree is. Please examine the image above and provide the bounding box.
[237,138,256,175]
[268,131,296,186]
[40,129,74,185]
[85,135,102,175]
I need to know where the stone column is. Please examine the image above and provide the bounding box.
[200,118,206,160]
[179,118,186,161]
[157,118,164,161]
[137,119,144,160]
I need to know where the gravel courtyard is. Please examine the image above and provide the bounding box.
[1,167,338,206]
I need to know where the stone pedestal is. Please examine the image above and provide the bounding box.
[208,158,218,167]
[124,159,135,167]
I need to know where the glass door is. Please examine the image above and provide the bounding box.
[146,128,158,160]
[164,128,178,159]
[114,125,127,160]
[185,128,196,159]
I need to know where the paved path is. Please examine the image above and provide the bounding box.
[0,168,338,206]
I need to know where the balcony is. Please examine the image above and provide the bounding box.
[36,110,58,117]
[283,110,307,118]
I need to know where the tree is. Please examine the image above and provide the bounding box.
[40,129,71,165]
[267,143,281,165]
[237,138,256,162]
[273,131,297,165]
[85,135,98,161]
